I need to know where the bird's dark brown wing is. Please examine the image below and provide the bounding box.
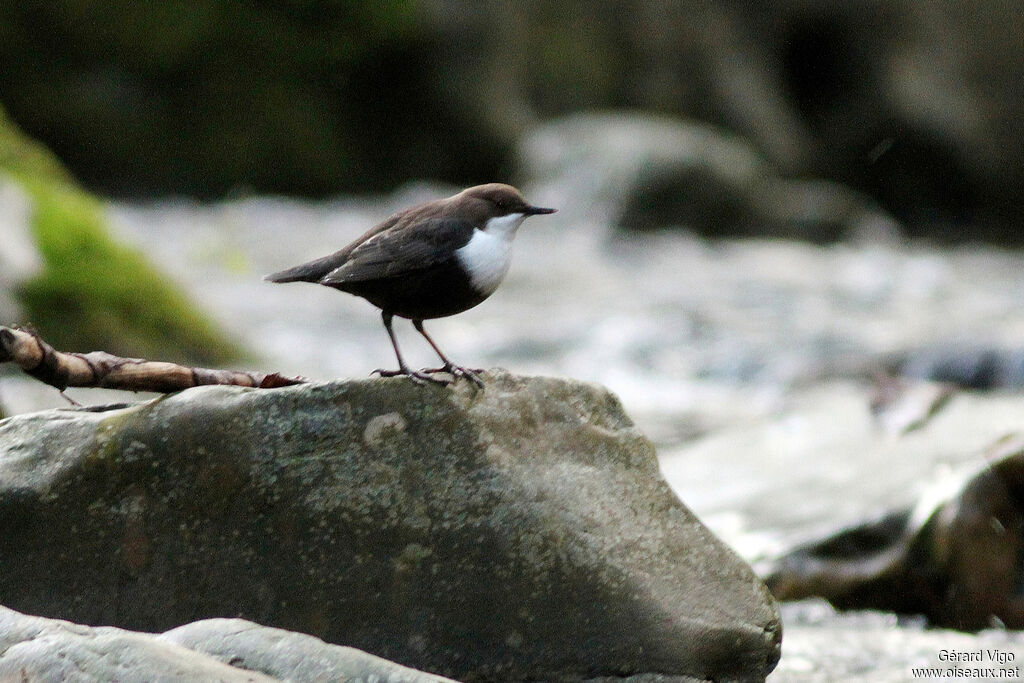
[319,217,475,286]
[264,209,410,283]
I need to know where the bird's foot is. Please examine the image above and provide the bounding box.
[422,364,484,388]
[372,367,451,386]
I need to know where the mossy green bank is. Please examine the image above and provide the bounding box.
[0,106,241,365]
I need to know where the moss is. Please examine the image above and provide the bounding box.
[0,107,76,187]
[0,104,242,365]
[13,178,242,364]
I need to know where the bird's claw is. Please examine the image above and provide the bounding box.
[372,364,484,388]
[372,368,451,386]
[423,364,484,388]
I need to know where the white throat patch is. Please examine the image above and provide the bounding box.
[455,213,525,295]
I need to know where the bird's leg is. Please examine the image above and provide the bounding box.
[59,390,82,407]
[372,312,450,386]
[414,320,484,387]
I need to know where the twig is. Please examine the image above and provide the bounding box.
[0,325,305,393]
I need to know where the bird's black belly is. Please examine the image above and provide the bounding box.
[333,260,488,319]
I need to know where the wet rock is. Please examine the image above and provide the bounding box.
[0,605,452,682]
[766,434,1024,631]
[161,618,455,682]
[0,372,781,681]
[519,113,900,242]
[0,606,273,682]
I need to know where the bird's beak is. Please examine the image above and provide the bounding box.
[524,205,557,215]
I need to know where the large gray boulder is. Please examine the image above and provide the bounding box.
[0,605,453,682]
[0,371,780,681]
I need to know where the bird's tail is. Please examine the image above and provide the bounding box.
[265,251,346,283]
[264,265,316,283]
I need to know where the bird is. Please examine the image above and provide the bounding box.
[265,183,556,386]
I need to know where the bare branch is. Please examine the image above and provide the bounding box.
[0,326,305,393]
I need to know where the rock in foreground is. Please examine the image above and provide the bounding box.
[0,371,780,681]
[0,605,452,682]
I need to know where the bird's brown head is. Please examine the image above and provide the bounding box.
[452,184,557,228]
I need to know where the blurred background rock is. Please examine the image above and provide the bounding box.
[0,0,1021,242]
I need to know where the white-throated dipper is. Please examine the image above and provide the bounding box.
[265,183,556,386]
